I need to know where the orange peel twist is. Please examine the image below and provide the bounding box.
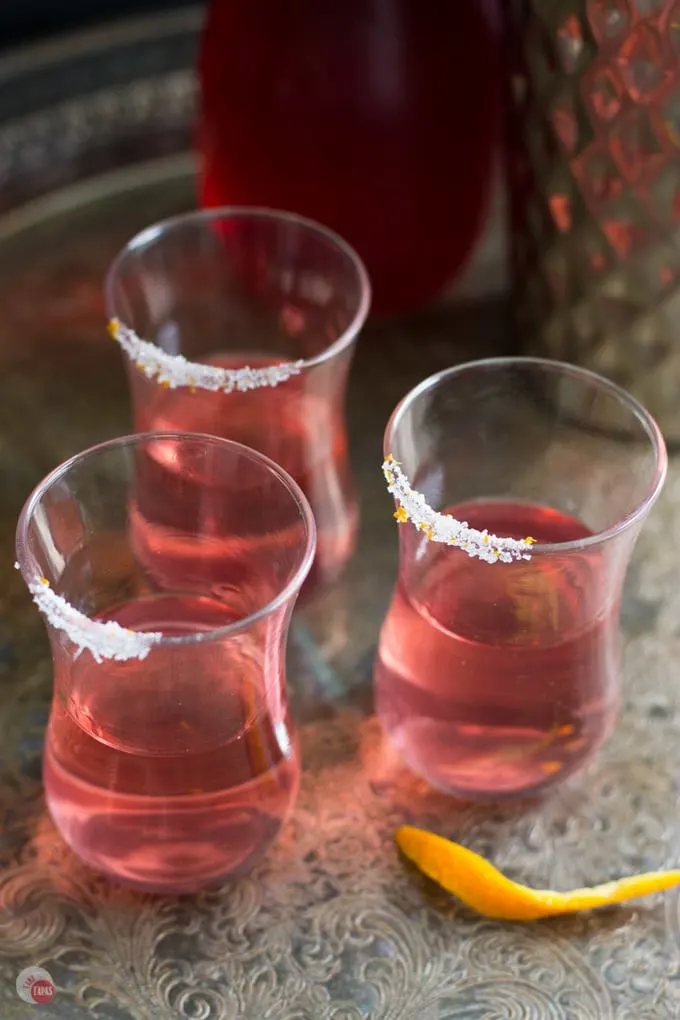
[396,826,680,921]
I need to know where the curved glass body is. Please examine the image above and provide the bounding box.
[106,208,369,595]
[375,358,666,800]
[16,432,316,893]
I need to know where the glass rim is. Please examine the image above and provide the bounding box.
[104,205,372,370]
[15,430,317,647]
[384,356,668,555]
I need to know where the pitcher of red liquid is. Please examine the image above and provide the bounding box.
[106,209,369,595]
[198,0,501,315]
[15,433,316,893]
[375,358,666,800]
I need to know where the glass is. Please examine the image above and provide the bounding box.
[198,0,501,315]
[15,432,316,894]
[375,358,666,800]
[502,0,680,442]
[106,208,369,595]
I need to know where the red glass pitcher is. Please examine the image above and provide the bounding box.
[198,0,500,315]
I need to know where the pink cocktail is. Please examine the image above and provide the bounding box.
[376,358,666,800]
[16,433,315,893]
[106,209,369,595]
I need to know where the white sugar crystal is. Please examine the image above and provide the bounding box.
[382,457,534,564]
[109,319,303,392]
[26,576,163,662]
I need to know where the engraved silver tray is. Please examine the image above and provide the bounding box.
[0,9,679,1018]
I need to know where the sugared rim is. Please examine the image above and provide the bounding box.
[384,356,668,555]
[105,206,372,375]
[15,431,317,653]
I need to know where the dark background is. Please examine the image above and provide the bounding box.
[0,0,199,49]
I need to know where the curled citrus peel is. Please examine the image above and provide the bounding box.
[396,826,680,921]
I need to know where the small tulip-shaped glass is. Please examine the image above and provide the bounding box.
[16,433,316,893]
[106,208,370,595]
[376,358,667,800]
